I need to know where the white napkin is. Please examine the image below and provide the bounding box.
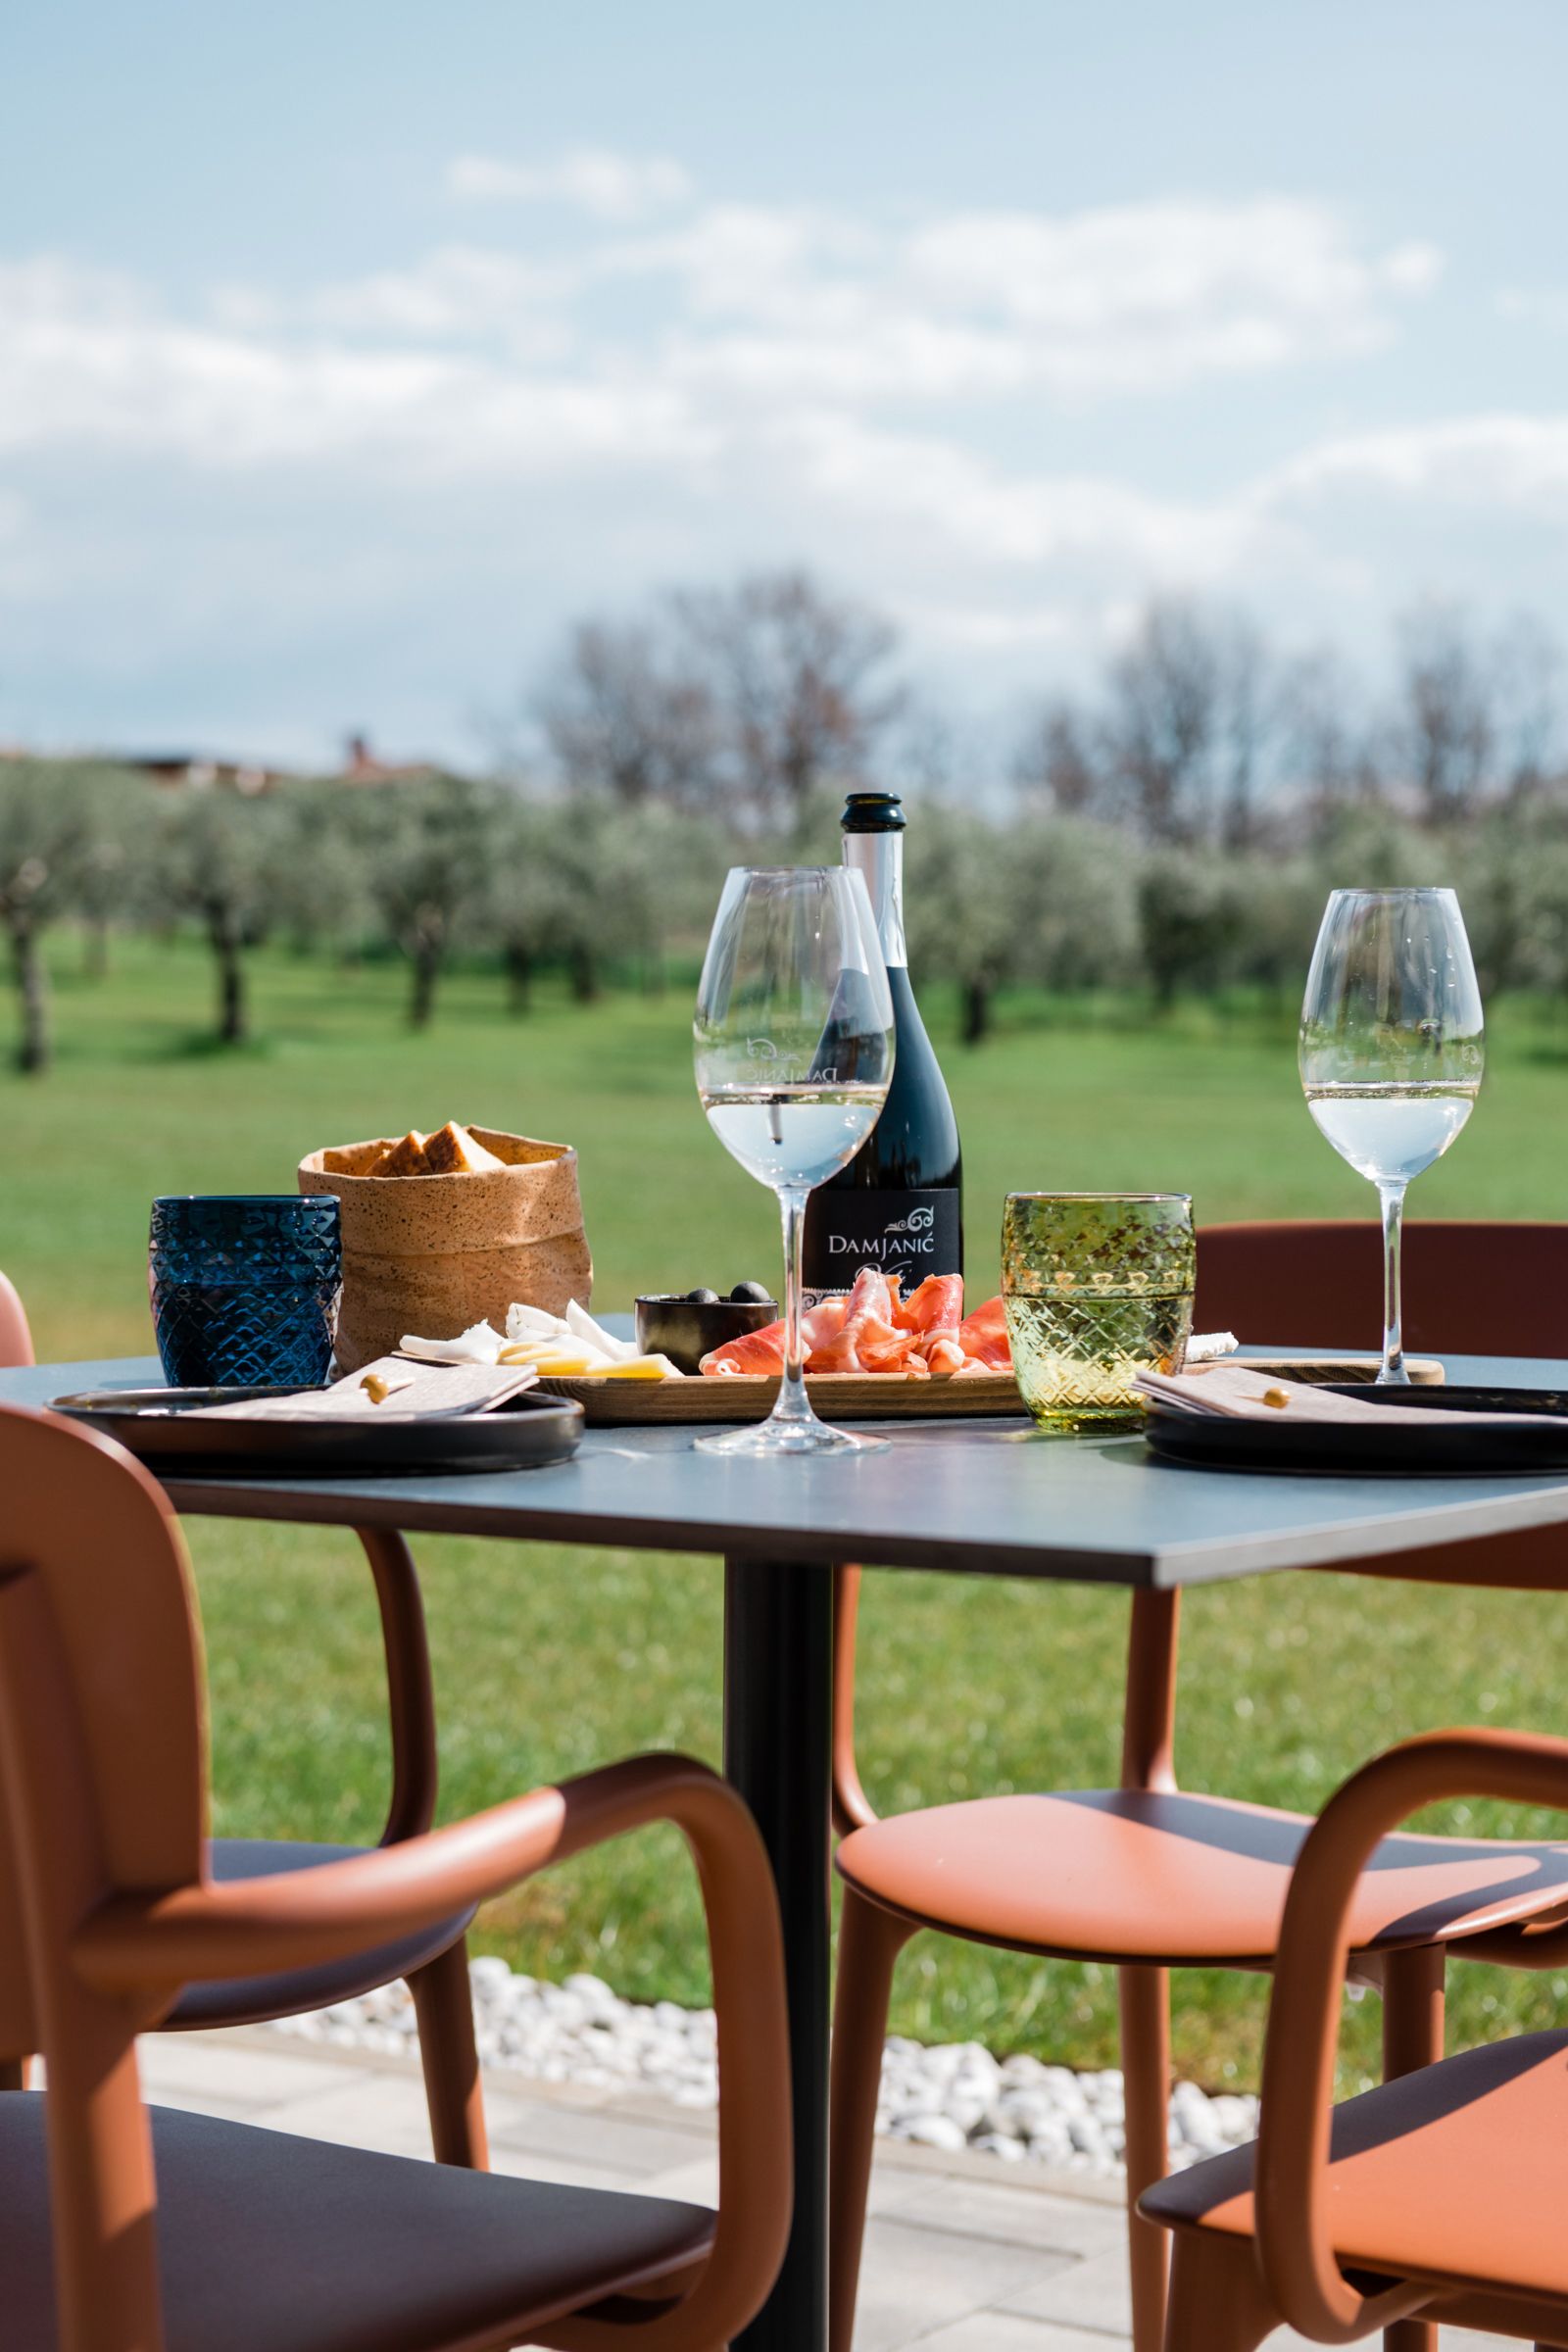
[1135,1363,1562,1431]
[195,1357,539,1420]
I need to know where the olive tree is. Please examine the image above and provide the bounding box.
[357,773,496,1027]
[0,759,103,1072]
[153,784,286,1045]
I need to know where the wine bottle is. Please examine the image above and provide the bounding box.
[803,791,962,1299]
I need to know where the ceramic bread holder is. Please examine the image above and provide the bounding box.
[299,1129,592,1374]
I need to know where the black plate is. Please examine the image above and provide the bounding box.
[48,1387,584,1476]
[1145,1385,1568,1475]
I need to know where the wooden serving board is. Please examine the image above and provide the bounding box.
[535,1353,1444,1427]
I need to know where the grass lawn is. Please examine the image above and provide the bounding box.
[6,933,1568,2090]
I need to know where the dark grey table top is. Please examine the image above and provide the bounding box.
[9,1351,1568,1588]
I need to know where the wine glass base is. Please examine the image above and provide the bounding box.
[693,1418,888,1457]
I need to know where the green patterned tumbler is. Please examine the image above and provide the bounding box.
[1002,1193,1195,1432]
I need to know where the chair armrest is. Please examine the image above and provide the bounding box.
[1255,1728,1568,2341]
[78,1751,793,2352]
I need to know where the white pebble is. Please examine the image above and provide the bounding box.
[268,1956,1258,2179]
[891,2112,969,2152]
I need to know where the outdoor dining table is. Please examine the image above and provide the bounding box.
[8,1346,1568,2352]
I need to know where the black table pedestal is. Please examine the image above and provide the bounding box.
[723,1556,834,2352]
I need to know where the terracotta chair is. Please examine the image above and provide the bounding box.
[0,1271,484,2169]
[0,1269,33,1369]
[829,1221,1568,2352]
[0,1399,791,2352]
[1144,1727,1568,2351]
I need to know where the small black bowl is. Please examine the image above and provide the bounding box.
[635,1294,779,1375]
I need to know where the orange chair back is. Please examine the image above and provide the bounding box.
[0,1269,33,1369]
[1196,1220,1568,1359]
[0,1404,207,2056]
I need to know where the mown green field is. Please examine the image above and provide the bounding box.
[6,935,1568,2091]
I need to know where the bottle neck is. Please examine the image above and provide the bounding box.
[844,830,907,968]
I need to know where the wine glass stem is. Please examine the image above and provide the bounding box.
[1377,1179,1408,1385]
[773,1184,817,1428]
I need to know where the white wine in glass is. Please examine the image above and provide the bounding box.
[694,866,895,1455]
[1299,887,1484,1383]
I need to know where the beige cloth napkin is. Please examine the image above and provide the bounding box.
[1135,1363,1563,1431]
[193,1357,539,1421]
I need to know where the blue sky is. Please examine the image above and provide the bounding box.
[3,0,1565,766]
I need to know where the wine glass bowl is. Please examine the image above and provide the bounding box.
[694,867,894,1455]
[1299,887,1484,1382]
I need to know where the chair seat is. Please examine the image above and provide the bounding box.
[0,2093,713,2352]
[836,1789,1568,1966]
[1143,2029,1568,2304]
[165,1839,475,2030]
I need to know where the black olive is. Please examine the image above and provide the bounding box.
[686,1287,721,1304]
[729,1281,774,1303]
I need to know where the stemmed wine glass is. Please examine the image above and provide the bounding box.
[1299,888,1484,1384]
[694,866,894,1455]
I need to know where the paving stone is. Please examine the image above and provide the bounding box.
[847,2214,1077,2352]
[1001,2243,1130,2333]
[896,2313,1115,2351]
[635,2149,721,2206]
[138,2034,349,2108]
[484,2092,712,2178]
[879,2173,1126,2259]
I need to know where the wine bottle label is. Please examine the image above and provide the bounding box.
[802,1188,961,1302]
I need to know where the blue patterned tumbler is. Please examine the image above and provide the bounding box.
[149,1196,342,1389]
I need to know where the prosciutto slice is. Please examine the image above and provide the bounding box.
[699,1268,1013,1379]
[956,1295,1011,1370]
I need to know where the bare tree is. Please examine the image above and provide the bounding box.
[1014,701,1102,814]
[1277,649,1385,835]
[539,620,719,810]
[1214,616,1273,847]
[1102,600,1225,843]
[1098,600,1275,845]
[1492,611,1562,802]
[671,569,904,833]
[1391,606,1496,823]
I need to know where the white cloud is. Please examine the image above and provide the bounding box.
[0,193,1446,482]
[1261,414,1568,510]
[0,255,704,472]
[608,195,1442,403]
[10,187,1563,750]
[448,147,693,220]
[774,408,1250,577]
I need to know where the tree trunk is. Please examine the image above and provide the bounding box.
[410,942,441,1028]
[960,975,991,1047]
[504,940,532,1016]
[567,943,600,1004]
[84,917,111,981]
[209,913,248,1045]
[9,914,50,1074]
